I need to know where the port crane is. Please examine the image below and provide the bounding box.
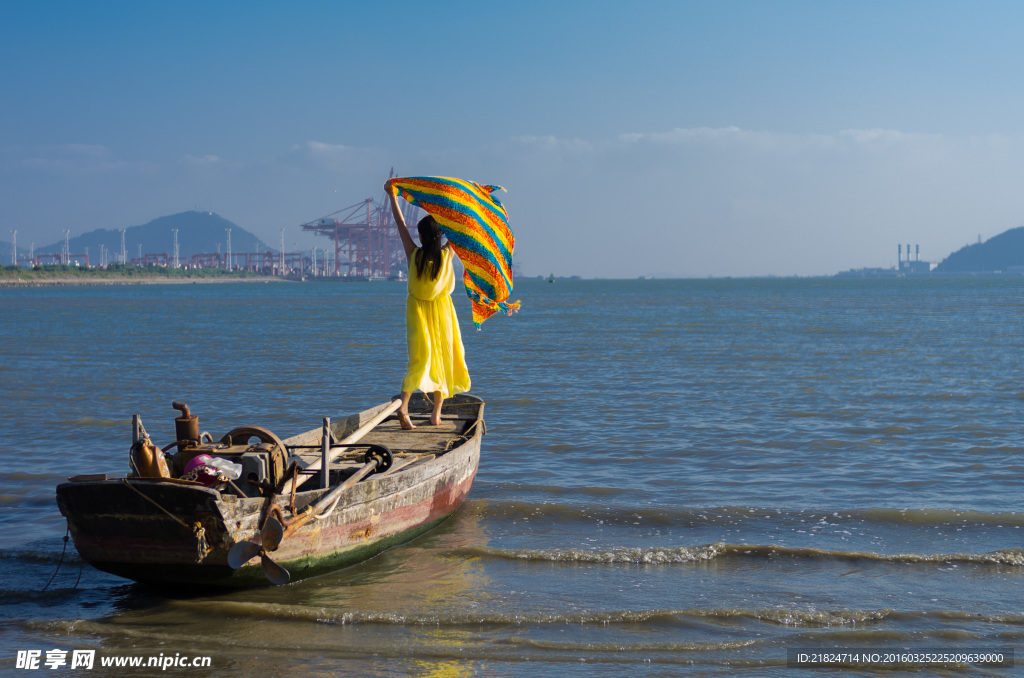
[300,174,418,278]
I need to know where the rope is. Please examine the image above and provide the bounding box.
[313,488,348,521]
[442,418,483,451]
[121,479,210,563]
[194,524,209,563]
[120,479,189,528]
[41,524,71,592]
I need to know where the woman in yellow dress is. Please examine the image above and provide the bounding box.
[386,179,471,430]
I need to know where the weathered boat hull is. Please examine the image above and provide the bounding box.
[56,395,483,587]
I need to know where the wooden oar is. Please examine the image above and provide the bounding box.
[228,450,390,585]
[280,450,388,539]
[282,398,401,495]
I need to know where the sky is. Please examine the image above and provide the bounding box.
[4,0,1024,278]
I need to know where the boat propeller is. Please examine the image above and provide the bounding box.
[227,516,290,586]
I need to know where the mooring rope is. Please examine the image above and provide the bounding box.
[41,523,71,593]
[442,418,484,451]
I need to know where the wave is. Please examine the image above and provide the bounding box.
[0,547,80,565]
[0,587,83,604]
[468,499,1024,528]
[1,471,66,483]
[56,417,131,428]
[97,600,1024,630]
[493,638,761,653]
[449,543,1024,567]
[27,610,1021,671]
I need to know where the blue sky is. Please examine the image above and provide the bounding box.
[4,1,1024,277]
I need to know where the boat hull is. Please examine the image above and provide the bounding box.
[56,395,482,587]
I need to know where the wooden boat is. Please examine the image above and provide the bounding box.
[55,394,483,587]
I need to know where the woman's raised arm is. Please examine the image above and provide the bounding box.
[385,179,417,260]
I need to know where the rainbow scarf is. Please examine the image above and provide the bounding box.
[390,176,520,327]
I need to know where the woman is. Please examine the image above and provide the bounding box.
[386,179,471,430]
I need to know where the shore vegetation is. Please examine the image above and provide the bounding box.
[0,264,283,285]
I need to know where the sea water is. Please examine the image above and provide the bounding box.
[0,278,1021,676]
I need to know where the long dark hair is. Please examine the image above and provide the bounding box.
[415,215,444,280]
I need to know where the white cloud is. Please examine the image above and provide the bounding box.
[184,154,225,165]
[619,126,743,144]
[20,143,140,176]
[838,128,907,144]
[509,135,596,154]
[280,141,388,173]
[305,141,352,156]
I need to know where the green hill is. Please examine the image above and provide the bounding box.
[934,227,1024,273]
[27,211,271,264]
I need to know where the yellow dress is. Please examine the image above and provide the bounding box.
[402,247,471,398]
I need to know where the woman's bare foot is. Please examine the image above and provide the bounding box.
[429,392,443,426]
[398,411,417,430]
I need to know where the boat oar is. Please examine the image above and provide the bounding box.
[281,399,401,495]
[226,450,391,585]
[279,448,391,541]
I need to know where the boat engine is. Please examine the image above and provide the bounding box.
[173,401,200,449]
[168,403,288,497]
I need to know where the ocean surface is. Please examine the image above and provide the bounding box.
[1,277,1021,676]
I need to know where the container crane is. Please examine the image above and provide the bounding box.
[300,176,417,279]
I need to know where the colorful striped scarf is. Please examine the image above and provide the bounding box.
[389,176,520,327]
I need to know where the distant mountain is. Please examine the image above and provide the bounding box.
[28,211,272,264]
[934,227,1024,273]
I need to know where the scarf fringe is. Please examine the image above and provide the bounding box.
[468,291,521,313]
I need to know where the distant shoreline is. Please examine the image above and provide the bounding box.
[4,272,1022,288]
[0,275,290,287]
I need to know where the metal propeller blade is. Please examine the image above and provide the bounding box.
[228,539,291,585]
[227,541,261,569]
[260,552,291,586]
[228,516,289,583]
[261,516,284,552]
